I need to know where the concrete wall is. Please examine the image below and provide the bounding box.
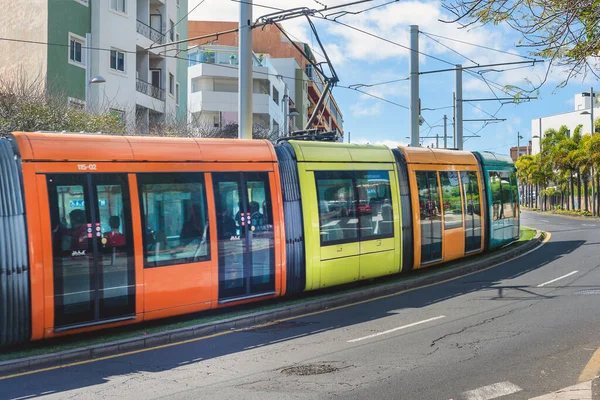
[531,105,600,154]
[0,0,48,84]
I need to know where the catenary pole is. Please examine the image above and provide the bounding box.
[239,0,253,139]
[443,114,447,148]
[455,65,463,150]
[409,25,420,147]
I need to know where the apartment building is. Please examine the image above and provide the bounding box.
[187,45,287,135]
[531,90,599,154]
[188,21,344,136]
[0,0,188,133]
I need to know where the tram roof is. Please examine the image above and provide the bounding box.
[288,141,395,163]
[473,151,515,168]
[10,132,277,163]
[398,146,478,165]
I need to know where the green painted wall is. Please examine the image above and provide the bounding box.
[47,0,91,102]
[176,0,188,123]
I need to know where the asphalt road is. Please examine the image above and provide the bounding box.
[3,211,600,400]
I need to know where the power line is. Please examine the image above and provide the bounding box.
[338,85,409,109]
[231,0,284,11]
[419,31,536,61]
[325,0,399,20]
[316,17,455,67]
[420,31,479,66]
[348,76,409,89]
[151,0,207,47]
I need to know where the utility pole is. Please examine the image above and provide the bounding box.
[435,134,439,148]
[455,64,463,150]
[238,0,253,139]
[409,25,420,147]
[453,92,456,148]
[443,114,447,149]
[517,131,521,159]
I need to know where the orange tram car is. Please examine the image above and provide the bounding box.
[0,132,519,346]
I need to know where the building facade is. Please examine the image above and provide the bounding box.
[187,45,287,135]
[509,142,532,162]
[531,90,599,154]
[188,20,344,136]
[0,0,188,133]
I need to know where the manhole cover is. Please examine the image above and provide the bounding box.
[281,363,339,376]
[573,289,600,295]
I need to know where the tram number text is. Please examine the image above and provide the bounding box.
[71,250,87,257]
[229,236,241,241]
[77,164,97,171]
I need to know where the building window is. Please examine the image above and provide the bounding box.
[110,0,126,13]
[169,73,174,96]
[170,20,175,42]
[138,173,210,268]
[273,87,279,105]
[68,97,85,110]
[68,33,85,67]
[110,108,125,124]
[176,83,180,105]
[110,49,125,72]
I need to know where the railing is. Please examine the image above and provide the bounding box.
[136,79,165,101]
[136,20,164,44]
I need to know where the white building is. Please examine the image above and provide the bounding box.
[0,0,188,134]
[187,45,287,135]
[531,90,599,154]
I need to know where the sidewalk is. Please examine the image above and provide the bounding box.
[529,377,600,399]
[0,229,545,378]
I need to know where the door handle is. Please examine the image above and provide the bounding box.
[337,245,343,252]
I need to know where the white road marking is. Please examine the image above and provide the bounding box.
[347,315,445,343]
[462,381,522,400]
[537,271,579,287]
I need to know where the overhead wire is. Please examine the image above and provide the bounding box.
[151,0,207,48]
[418,31,537,61]
[420,31,479,66]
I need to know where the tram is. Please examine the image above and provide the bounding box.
[0,132,519,346]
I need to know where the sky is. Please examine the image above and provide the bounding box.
[188,0,598,156]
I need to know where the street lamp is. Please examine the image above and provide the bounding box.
[517,131,523,160]
[85,76,106,112]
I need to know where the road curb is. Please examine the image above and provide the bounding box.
[0,231,544,377]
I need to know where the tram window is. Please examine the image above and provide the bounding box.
[461,171,482,252]
[415,171,443,262]
[489,171,515,220]
[315,171,358,245]
[439,171,463,230]
[355,170,394,239]
[138,173,210,268]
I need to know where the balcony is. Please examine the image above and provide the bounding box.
[136,79,165,101]
[136,20,163,44]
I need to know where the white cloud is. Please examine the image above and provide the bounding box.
[351,102,382,117]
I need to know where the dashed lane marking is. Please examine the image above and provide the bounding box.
[462,381,522,400]
[347,315,446,343]
[537,271,579,288]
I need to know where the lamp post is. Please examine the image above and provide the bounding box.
[288,110,299,136]
[84,33,105,112]
[85,76,106,112]
[580,87,596,214]
[532,134,541,209]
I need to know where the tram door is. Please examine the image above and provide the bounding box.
[460,171,482,253]
[213,172,275,302]
[415,171,443,264]
[47,174,135,329]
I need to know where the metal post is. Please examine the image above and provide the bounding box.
[238,0,253,139]
[348,131,351,143]
[452,92,456,148]
[436,134,439,148]
[455,64,463,150]
[443,114,447,148]
[409,25,420,147]
[538,118,542,153]
[591,87,595,134]
[517,131,520,160]
[85,33,91,111]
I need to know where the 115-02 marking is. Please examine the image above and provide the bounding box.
[77,164,98,171]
